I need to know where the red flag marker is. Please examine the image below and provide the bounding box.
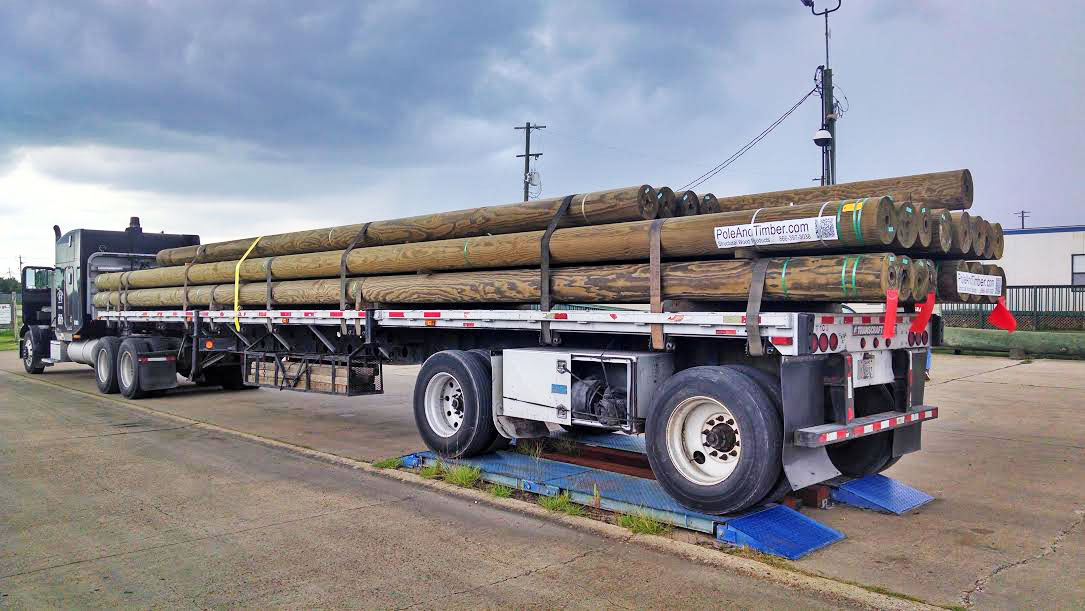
[883,289,899,338]
[988,296,1017,333]
[910,292,937,334]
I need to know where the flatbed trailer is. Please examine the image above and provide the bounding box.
[19,221,940,515]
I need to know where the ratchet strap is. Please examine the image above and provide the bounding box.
[264,256,277,332]
[182,244,207,325]
[745,258,771,357]
[649,218,668,350]
[234,237,262,331]
[340,223,371,336]
[119,271,131,311]
[539,194,575,345]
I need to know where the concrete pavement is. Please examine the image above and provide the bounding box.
[1,367,857,609]
[2,351,1083,608]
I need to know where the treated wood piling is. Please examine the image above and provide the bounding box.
[709,169,973,212]
[98,198,902,290]
[93,254,905,307]
[155,185,660,266]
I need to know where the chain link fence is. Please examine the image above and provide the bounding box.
[941,285,1085,331]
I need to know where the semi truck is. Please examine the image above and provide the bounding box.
[18,218,939,514]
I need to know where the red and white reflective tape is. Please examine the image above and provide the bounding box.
[817,408,937,444]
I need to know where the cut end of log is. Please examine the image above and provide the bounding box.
[656,187,677,218]
[700,193,721,214]
[637,185,659,220]
[960,168,974,208]
[675,190,699,217]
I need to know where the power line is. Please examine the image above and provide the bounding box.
[678,87,818,192]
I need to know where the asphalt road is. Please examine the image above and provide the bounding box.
[2,351,1083,608]
[0,366,852,609]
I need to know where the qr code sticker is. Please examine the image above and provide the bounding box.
[815,216,837,240]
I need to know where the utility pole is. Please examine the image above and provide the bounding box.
[1015,210,1030,229]
[514,122,545,201]
[803,0,841,185]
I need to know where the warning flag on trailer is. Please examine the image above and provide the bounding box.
[987,296,1017,333]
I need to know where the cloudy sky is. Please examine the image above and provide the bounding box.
[2,1,1082,276]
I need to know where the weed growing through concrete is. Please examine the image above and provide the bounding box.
[419,461,447,479]
[446,465,482,488]
[616,512,671,536]
[489,484,513,498]
[372,457,403,469]
[539,492,584,517]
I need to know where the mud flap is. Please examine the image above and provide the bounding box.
[781,355,841,489]
[892,350,928,457]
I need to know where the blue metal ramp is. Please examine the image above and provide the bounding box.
[401,449,845,559]
[831,474,934,515]
[548,429,647,454]
[717,505,845,560]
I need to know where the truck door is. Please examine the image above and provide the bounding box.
[20,266,54,332]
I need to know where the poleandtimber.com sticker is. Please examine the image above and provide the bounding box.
[714,216,837,249]
[956,271,1002,296]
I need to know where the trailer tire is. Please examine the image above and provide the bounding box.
[646,366,782,515]
[827,384,895,476]
[464,350,511,453]
[93,336,123,394]
[117,338,150,400]
[21,331,45,374]
[414,350,499,459]
[725,365,792,505]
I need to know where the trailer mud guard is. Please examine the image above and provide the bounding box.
[780,355,841,489]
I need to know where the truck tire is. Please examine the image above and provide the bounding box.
[465,350,510,453]
[21,332,45,374]
[414,350,499,459]
[645,366,783,515]
[725,365,792,505]
[117,338,150,400]
[93,336,123,394]
[827,384,895,476]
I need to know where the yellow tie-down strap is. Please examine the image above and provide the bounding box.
[234,237,263,330]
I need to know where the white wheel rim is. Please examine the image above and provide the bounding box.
[24,338,34,368]
[665,396,742,486]
[424,372,465,438]
[97,348,111,382]
[119,351,135,390]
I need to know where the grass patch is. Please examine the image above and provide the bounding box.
[0,331,17,352]
[514,438,544,459]
[372,456,403,469]
[616,512,671,536]
[419,461,447,479]
[445,465,482,488]
[549,437,580,456]
[489,484,513,498]
[538,492,584,517]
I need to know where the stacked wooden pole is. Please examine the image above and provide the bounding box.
[95,169,1005,310]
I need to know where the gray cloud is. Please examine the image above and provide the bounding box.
[0,0,1082,268]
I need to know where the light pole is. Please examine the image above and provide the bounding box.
[802,0,841,185]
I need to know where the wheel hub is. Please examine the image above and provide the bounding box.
[424,372,466,438]
[665,396,744,486]
[704,423,737,453]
